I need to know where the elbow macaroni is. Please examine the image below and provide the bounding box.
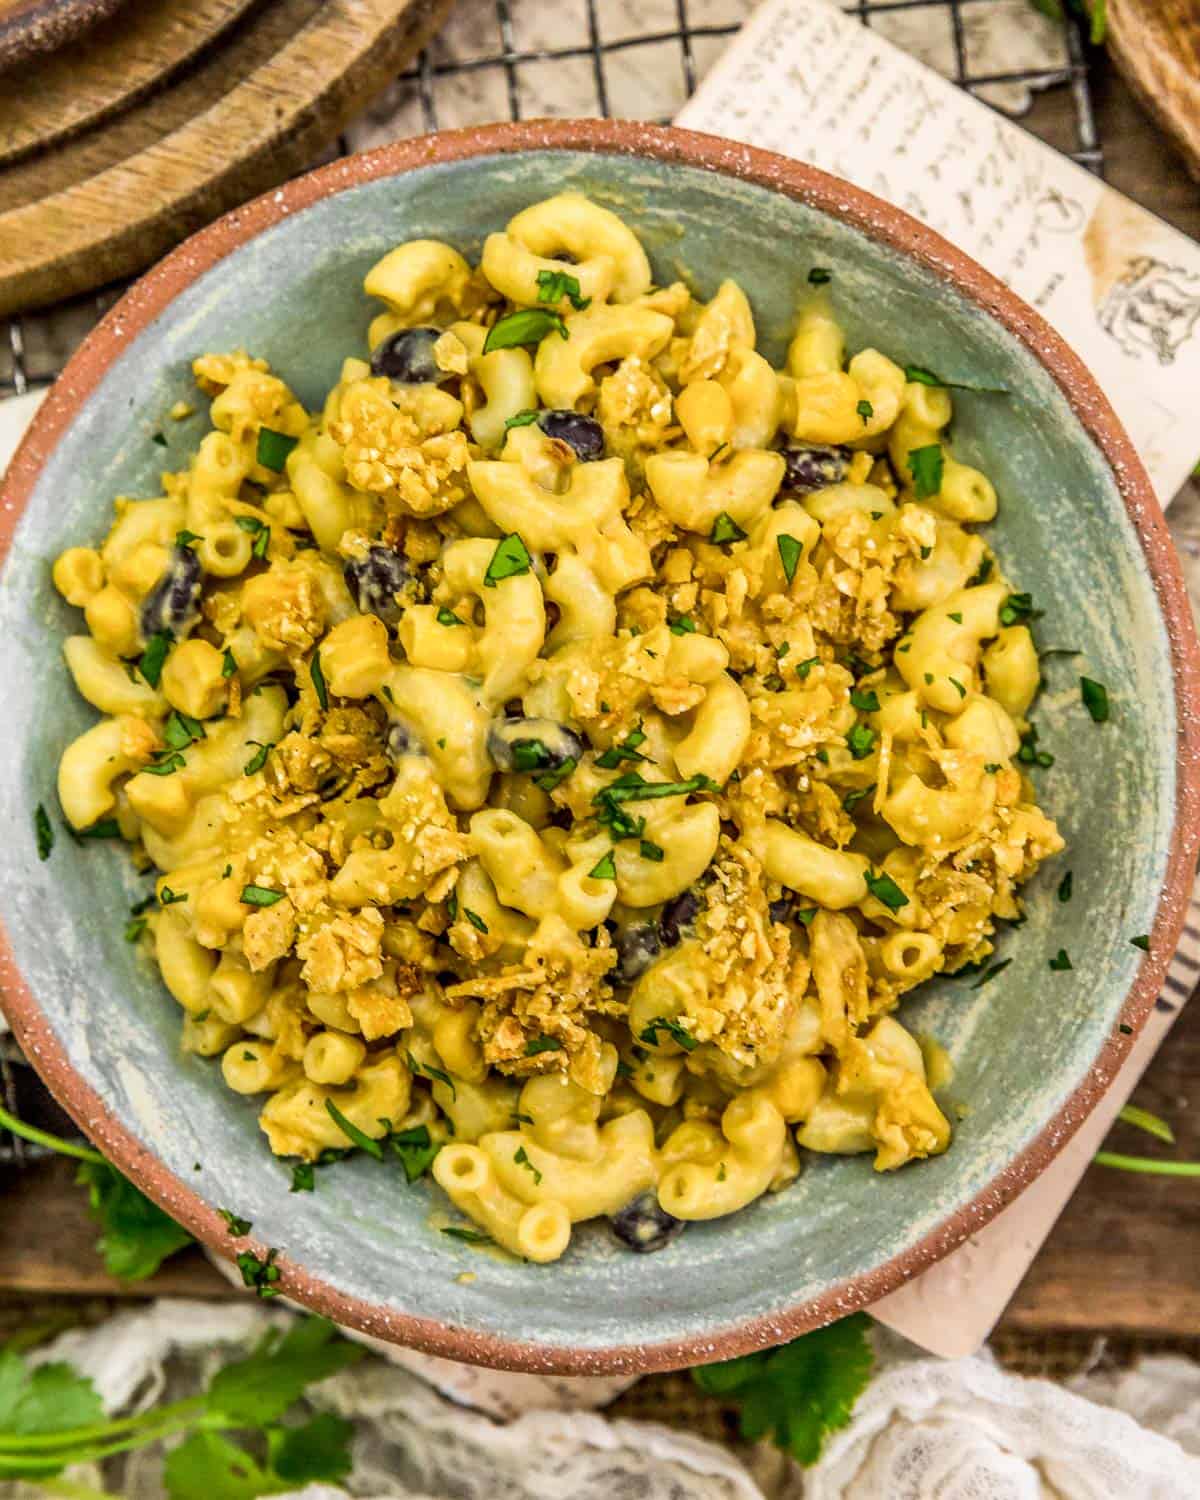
[51,195,1063,1263]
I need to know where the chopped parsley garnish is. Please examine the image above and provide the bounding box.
[535,756,577,791]
[164,710,206,750]
[514,1145,543,1185]
[849,687,879,713]
[221,647,238,678]
[588,850,617,881]
[463,907,489,933]
[777,533,802,584]
[240,884,285,907]
[406,1050,456,1097]
[1057,870,1073,903]
[158,886,187,905]
[290,1162,315,1193]
[906,444,944,499]
[669,614,697,635]
[234,512,272,560]
[483,308,568,353]
[1131,934,1150,951]
[536,268,590,310]
[152,431,168,446]
[796,656,820,679]
[436,606,465,626]
[856,399,873,424]
[525,1036,563,1057]
[125,917,148,942]
[390,1124,441,1183]
[796,907,817,926]
[641,1015,698,1051]
[640,839,665,862]
[138,630,173,688]
[1049,948,1073,971]
[76,817,121,842]
[971,958,1011,989]
[984,763,1001,773]
[846,723,876,759]
[309,651,329,710]
[947,611,963,624]
[243,740,273,776]
[34,803,53,861]
[999,591,1036,626]
[595,728,648,769]
[256,427,298,471]
[504,408,540,430]
[969,556,994,586]
[903,364,1008,395]
[593,773,717,823]
[484,531,533,586]
[175,529,203,548]
[140,749,186,777]
[324,1099,383,1158]
[807,267,832,285]
[842,784,874,813]
[441,1225,492,1244]
[510,739,552,771]
[218,1209,253,1237]
[948,676,967,699]
[1017,723,1054,768]
[864,868,908,911]
[235,1246,281,1298]
[710,511,747,545]
[1080,676,1110,723]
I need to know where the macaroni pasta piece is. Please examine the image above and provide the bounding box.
[52,196,1063,1263]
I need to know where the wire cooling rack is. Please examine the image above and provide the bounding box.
[0,0,1100,1163]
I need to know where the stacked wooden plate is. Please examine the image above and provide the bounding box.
[0,0,453,316]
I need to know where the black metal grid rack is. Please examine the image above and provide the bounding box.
[0,0,1100,1162]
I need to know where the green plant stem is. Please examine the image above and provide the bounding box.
[0,1103,104,1165]
[0,1397,207,1453]
[1094,1152,1200,1176]
[1117,1105,1175,1144]
[40,1478,116,1500]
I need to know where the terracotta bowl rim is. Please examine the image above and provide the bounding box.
[3,118,1199,1375]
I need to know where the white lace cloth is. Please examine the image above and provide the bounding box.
[7,1303,1200,1500]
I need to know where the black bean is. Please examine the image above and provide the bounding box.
[343,547,411,624]
[386,720,423,758]
[369,327,449,386]
[487,717,584,772]
[768,896,793,924]
[538,410,605,462]
[780,443,851,495]
[609,1192,685,1254]
[139,545,201,640]
[659,889,701,949]
[614,923,661,984]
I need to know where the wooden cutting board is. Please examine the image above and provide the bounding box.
[0,0,127,70]
[0,0,455,316]
[1106,0,1200,183]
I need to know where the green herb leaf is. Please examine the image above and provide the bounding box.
[846,723,876,760]
[640,839,665,862]
[242,741,273,776]
[640,1016,698,1052]
[999,591,1036,627]
[777,533,802,584]
[235,1248,281,1299]
[290,1162,315,1193]
[692,1312,873,1467]
[595,728,648,769]
[240,884,285,907]
[514,1145,543,1185]
[164,710,206,751]
[218,1209,253,1237]
[324,1099,383,1158]
[206,1316,362,1426]
[138,630,173,688]
[593,772,717,813]
[525,1036,563,1056]
[484,531,533,587]
[152,431,168,447]
[159,886,187,905]
[536,268,590,310]
[841,784,875,813]
[75,1158,193,1281]
[669,614,697,635]
[221,647,238,679]
[807,268,832,285]
[710,511,747,546]
[849,687,880,713]
[1080,676,1110,723]
[856,399,873,424]
[175,529,204,548]
[77,817,121,842]
[441,1225,492,1244]
[1057,870,1073,903]
[1049,948,1073,971]
[483,308,568,353]
[504,409,540,430]
[310,652,329,710]
[389,1124,441,1183]
[1131,934,1150,951]
[588,850,617,881]
[796,655,820,680]
[256,427,298,472]
[971,958,1011,989]
[903,364,1009,395]
[141,749,187,777]
[864,868,908,911]
[534,755,577,791]
[406,1050,456,1098]
[34,803,53,861]
[436,606,465,626]
[463,906,489,933]
[947,676,967,699]
[906,444,944,499]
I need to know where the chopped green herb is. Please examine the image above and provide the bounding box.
[593,773,717,819]
[971,958,1011,989]
[906,444,944,499]
[406,1049,456,1097]
[221,647,237,679]
[796,655,820,679]
[903,364,1009,394]
[324,1099,383,1159]
[864,868,908,911]
[1080,676,1110,723]
[164,710,206,750]
[776,532,803,584]
[984,763,1001,774]
[484,531,533,586]
[1057,870,1073,903]
[849,687,880,713]
[669,614,697,635]
[595,728,648,769]
[504,409,540,430]
[390,1123,441,1183]
[947,676,967,699]
[175,529,204,548]
[34,803,53,861]
[218,1209,253,1237]
[125,917,148,942]
[436,606,465,626]
[615,1059,634,1079]
[777,642,791,660]
[290,1162,315,1193]
[441,1225,492,1244]
[999,591,1036,626]
[856,399,873,424]
[484,308,568,353]
[842,784,875,813]
[514,1145,543,1184]
[463,906,489,933]
[1049,948,1073,971]
[138,630,173,689]
[240,884,285,907]
[152,431,168,447]
[236,1247,281,1298]
[969,556,995,586]
[796,907,817,926]
[525,1036,563,1056]
[140,749,187,777]
[511,739,552,771]
[159,886,187,905]
[534,756,577,791]
[310,652,328,710]
[846,723,876,760]
[256,427,299,472]
[640,839,665,862]
[588,850,617,881]
[243,740,273,776]
[1131,934,1150,951]
[947,611,963,624]
[710,511,747,546]
[640,1016,698,1052]
[924,672,934,685]
[536,268,590,310]
[708,442,730,462]
[807,267,832,285]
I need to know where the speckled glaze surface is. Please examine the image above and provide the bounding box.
[1,121,1198,1375]
[0,0,126,69]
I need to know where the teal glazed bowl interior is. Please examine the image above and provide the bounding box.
[2,121,1198,1373]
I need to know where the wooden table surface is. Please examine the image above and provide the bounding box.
[3,52,1200,1342]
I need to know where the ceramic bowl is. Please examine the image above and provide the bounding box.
[2,121,1198,1374]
